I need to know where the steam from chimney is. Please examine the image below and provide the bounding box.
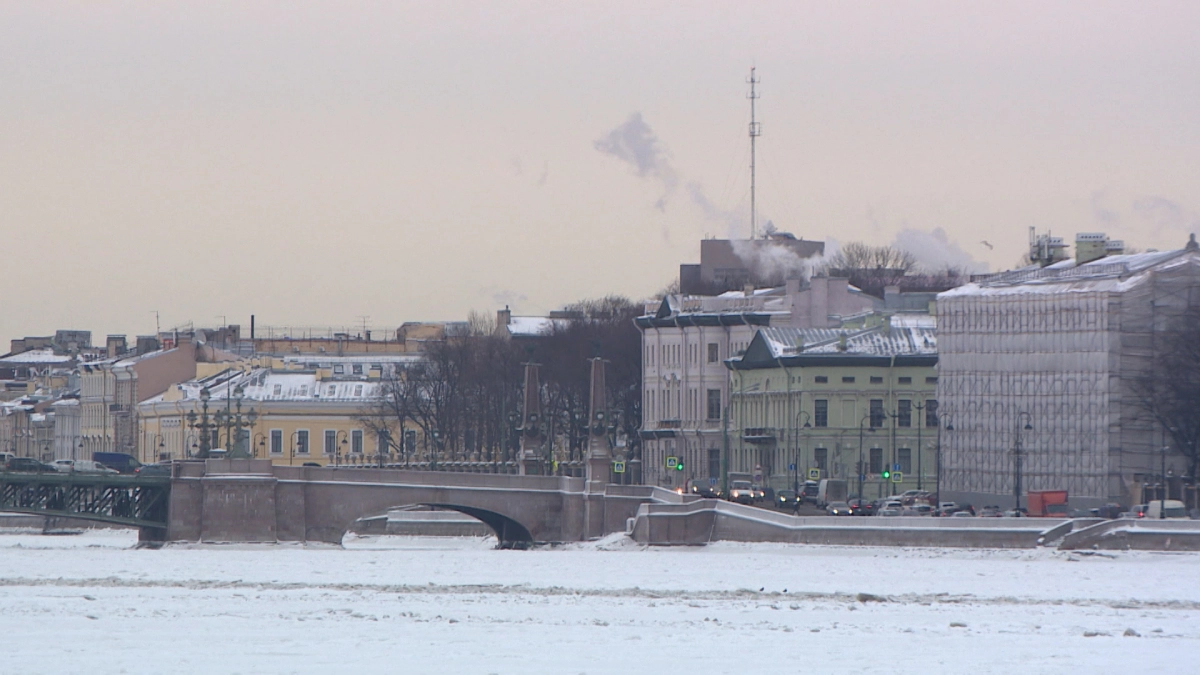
[595,112,746,237]
[891,227,989,274]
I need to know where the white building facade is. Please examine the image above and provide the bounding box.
[937,239,1200,508]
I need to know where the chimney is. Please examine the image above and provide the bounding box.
[497,306,512,328]
[1075,233,1109,265]
[106,335,127,358]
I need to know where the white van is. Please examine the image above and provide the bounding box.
[1145,500,1190,520]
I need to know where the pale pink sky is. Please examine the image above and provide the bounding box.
[2,1,1198,346]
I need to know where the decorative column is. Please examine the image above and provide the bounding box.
[517,362,545,476]
[584,357,613,539]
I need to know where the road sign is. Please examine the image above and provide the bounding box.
[613,461,626,474]
[894,463,901,472]
[665,456,678,469]
[892,471,903,483]
[788,463,797,472]
[754,464,763,483]
[808,468,821,481]
[709,477,718,486]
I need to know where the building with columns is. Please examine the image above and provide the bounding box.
[636,276,879,490]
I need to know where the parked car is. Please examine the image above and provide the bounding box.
[903,504,933,516]
[5,457,58,473]
[53,459,119,474]
[848,498,875,516]
[800,481,820,503]
[728,481,756,505]
[979,505,1003,518]
[1125,504,1148,519]
[93,452,143,474]
[775,490,799,509]
[135,462,173,477]
[877,508,902,517]
[826,501,853,516]
[1146,500,1190,520]
[951,510,975,518]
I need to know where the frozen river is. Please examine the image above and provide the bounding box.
[1,529,1197,674]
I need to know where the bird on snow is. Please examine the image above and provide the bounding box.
[981,240,994,250]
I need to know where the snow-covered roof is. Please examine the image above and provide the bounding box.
[157,367,384,405]
[754,324,938,359]
[504,316,570,337]
[941,247,1196,299]
[0,349,73,365]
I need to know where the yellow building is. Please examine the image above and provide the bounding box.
[137,354,423,466]
[723,316,941,500]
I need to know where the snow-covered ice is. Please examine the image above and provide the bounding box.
[1,529,1197,674]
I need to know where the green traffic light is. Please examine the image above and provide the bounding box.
[676,462,684,471]
[882,470,891,479]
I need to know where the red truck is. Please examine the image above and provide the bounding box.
[1027,490,1069,517]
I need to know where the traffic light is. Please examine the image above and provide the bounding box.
[881,469,891,480]
[676,460,684,471]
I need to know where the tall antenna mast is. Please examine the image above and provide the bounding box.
[747,67,762,239]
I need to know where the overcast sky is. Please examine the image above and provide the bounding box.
[2,1,1198,347]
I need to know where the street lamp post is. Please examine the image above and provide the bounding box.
[1012,412,1033,511]
[857,413,875,500]
[936,413,953,505]
[1160,443,1169,519]
[794,411,811,495]
[253,432,267,459]
[335,430,349,467]
[913,401,925,491]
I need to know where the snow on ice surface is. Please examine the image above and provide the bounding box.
[1,530,1198,674]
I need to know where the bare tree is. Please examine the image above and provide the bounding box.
[1131,306,1200,478]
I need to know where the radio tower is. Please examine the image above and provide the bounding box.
[747,67,762,239]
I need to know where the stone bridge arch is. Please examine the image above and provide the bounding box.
[349,502,535,548]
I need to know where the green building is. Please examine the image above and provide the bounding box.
[725,315,940,499]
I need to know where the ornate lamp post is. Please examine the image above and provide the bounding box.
[335,430,349,467]
[253,432,267,459]
[185,387,216,458]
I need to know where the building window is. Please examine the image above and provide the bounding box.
[708,447,721,479]
[706,389,721,420]
[869,399,884,428]
[815,375,828,384]
[296,430,309,455]
[869,447,883,474]
[377,432,388,455]
[870,376,883,384]
[814,447,828,472]
[814,400,828,427]
[842,376,855,383]
[898,400,912,427]
[270,429,283,455]
[707,343,719,363]
[352,364,363,375]
[327,384,336,397]
[898,376,912,385]
[898,448,912,474]
[324,430,337,455]
[273,384,282,396]
[354,384,363,397]
[333,365,344,375]
[925,400,939,428]
[925,376,938,384]
[351,430,363,453]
